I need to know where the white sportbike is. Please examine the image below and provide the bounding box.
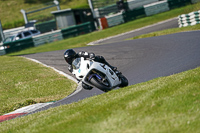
[71,57,128,92]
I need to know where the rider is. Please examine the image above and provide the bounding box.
[63,49,117,73]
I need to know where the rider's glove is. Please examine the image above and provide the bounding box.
[68,65,73,73]
[89,53,95,59]
[78,51,85,56]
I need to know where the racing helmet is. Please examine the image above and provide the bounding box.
[64,49,76,64]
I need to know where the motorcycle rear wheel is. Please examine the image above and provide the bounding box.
[90,77,111,92]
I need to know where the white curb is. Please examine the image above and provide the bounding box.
[24,57,78,83]
[5,102,54,115]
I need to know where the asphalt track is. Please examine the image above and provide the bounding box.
[23,19,200,113]
[89,18,179,45]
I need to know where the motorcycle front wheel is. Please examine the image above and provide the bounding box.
[89,77,111,92]
[119,74,128,87]
[82,82,93,90]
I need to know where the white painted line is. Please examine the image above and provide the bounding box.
[4,18,179,117]
[24,57,78,83]
[5,102,54,115]
[16,57,83,112]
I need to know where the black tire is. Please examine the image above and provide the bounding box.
[82,82,93,90]
[119,75,128,87]
[90,77,111,92]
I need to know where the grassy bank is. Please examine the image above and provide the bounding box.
[0,56,76,115]
[8,2,200,56]
[0,0,88,29]
[0,2,200,132]
[0,66,199,132]
[128,24,200,40]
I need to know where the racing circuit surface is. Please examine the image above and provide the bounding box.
[20,18,200,113]
[23,29,200,113]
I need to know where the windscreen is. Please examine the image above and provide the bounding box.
[72,58,81,70]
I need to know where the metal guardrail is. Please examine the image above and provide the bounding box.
[144,0,170,16]
[0,21,96,55]
[127,0,159,10]
[0,44,6,55]
[100,0,198,28]
[3,27,25,39]
[123,7,146,22]
[0,0,199,56]
[33,30,63,47]
[61,21,96,39]
[191,0,200,3]
[106,12,125,27]
[3,37,34,54]
[167,0,191,9]
[35,20,57,33]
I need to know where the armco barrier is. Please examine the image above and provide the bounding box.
[3,26,25,39]
[167,0,191,9]
[98,4,119,18]
[35,20,57,33]
[144,0,170,16]
[123,7,146,22]
[3,38,34,54]
[33,30,63,47]
[127,0,159,10]
[0,49,6,56]
[191,0,200,3]
[178,10,200,27]
[61,21,96,39]
[106,12,124,27]
[0,22,96,55]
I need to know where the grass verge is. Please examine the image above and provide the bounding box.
[0,0,88,29]
[127,24,200,40]
[0,56,76,115]
[8,2,200,56]
[0,66,199,132]
[0,2,199,132]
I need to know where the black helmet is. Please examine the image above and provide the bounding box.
[64,49,76,64]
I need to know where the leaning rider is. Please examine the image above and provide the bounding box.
[63,49,117,73]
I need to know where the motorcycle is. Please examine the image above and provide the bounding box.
[71,57,128,92]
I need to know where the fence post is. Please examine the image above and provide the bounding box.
[0,20,5,42]
[20,9,29,24]
[88,0,96,18]
[53,0,61,10]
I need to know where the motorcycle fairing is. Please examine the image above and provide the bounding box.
[83,62,121,89]
[72,57,122,90]
[72,57,91,80]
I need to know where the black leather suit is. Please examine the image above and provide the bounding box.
[68,51,116,72]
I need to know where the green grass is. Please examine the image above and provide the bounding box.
[0,66,199,132]
[128,24,200,40]
[0,56,76,115]
[8,2,200,56]
[0,0,88,29]
[0,2,200,132]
